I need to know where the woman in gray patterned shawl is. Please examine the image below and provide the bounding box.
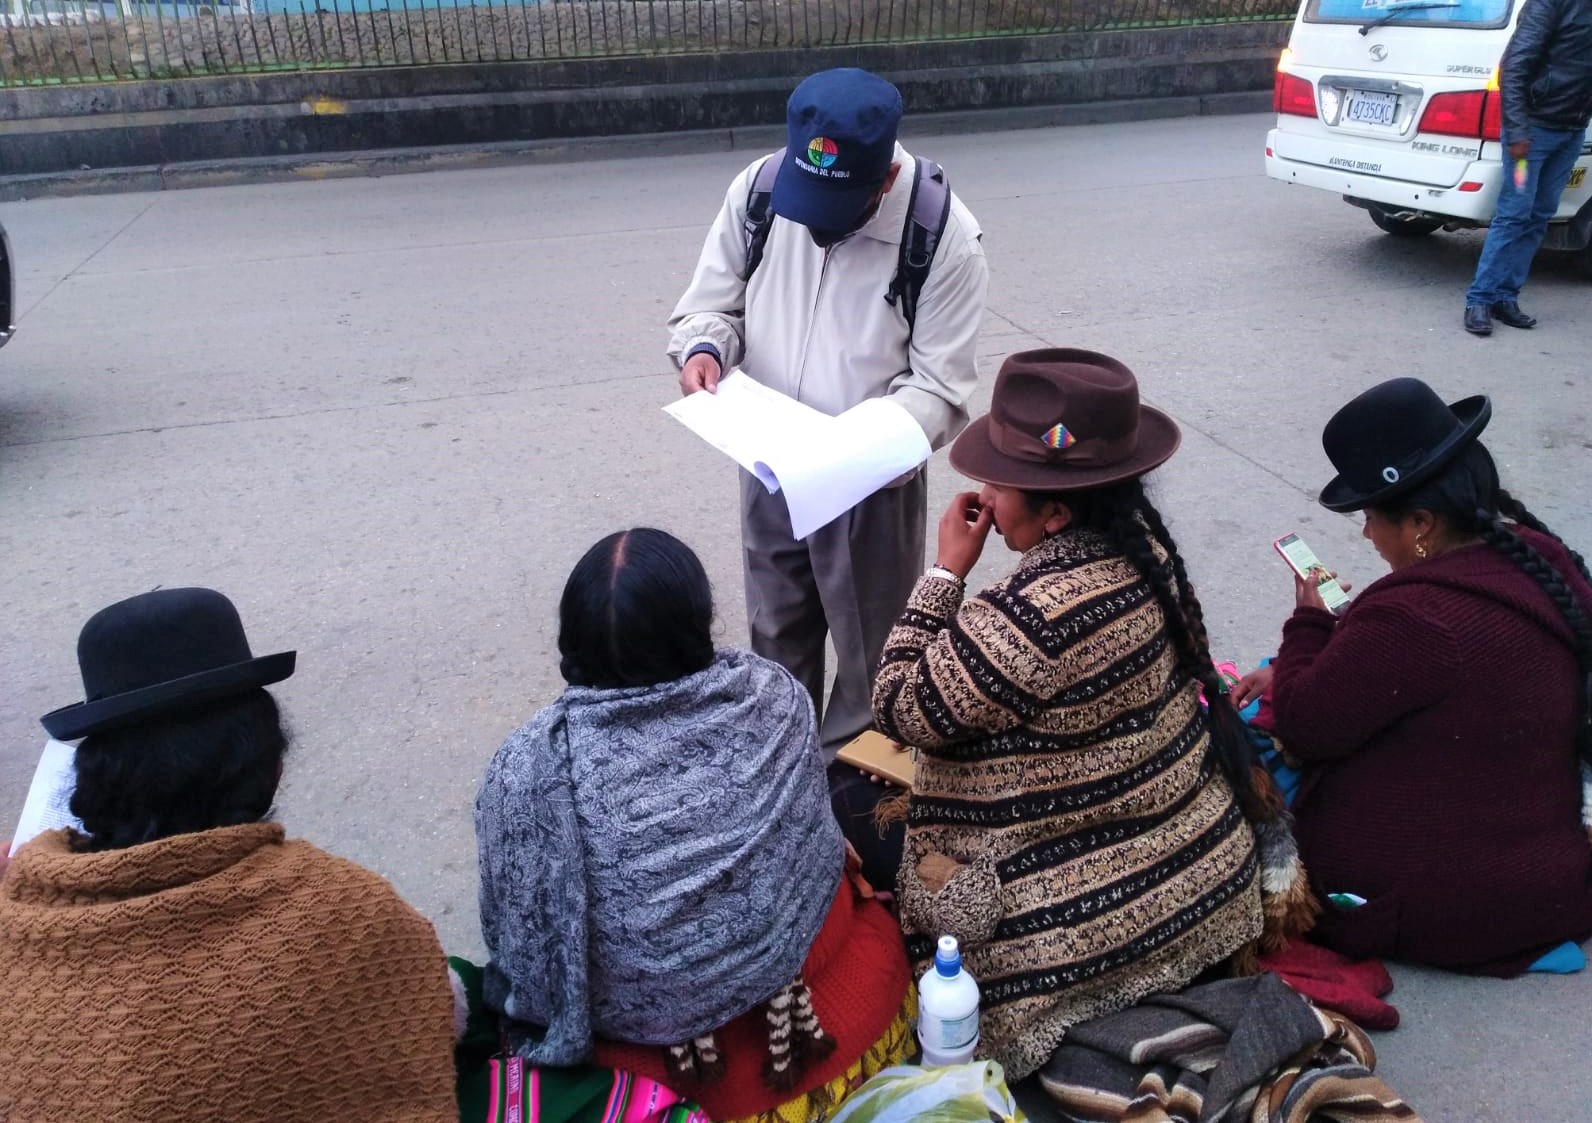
[474,529,913,1122]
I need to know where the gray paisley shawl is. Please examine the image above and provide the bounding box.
[475,648,844,1065]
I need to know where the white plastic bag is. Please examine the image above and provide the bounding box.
[828,1061,1027,1123]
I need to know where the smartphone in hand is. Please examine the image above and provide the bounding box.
[1274,533,1351,614]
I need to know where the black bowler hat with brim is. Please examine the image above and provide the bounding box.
[949,349,1182,491]
[40,587,295,741]
[1318,378,1491,513]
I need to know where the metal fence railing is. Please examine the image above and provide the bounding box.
[0,0,1296,87]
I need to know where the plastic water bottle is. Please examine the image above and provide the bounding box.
[917,935,980,1066]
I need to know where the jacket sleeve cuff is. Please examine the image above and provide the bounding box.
[684,342,722,367]
[667,318,743,371]
[909,572,965,623]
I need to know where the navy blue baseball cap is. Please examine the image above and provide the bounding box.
[771,68,903,231]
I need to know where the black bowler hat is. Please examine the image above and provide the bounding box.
[1318,378,1491,513]
[40,588,296,741]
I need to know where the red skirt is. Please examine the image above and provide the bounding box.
[594,870,911,1121]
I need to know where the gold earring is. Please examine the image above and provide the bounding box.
[1415,538,1428,559]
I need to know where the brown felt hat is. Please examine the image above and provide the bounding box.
[949,349,1181,491]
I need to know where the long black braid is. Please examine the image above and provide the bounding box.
[1379,443,1592,768]
[1034,480,1268,821]
[1497,488,1592,586]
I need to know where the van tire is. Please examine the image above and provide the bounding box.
[1366,206,1444,237]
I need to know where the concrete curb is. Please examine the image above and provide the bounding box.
[0,90,1272,201]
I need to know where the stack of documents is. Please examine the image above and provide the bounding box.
[664,372,931,539]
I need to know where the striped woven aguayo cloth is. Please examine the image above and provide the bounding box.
[1039,972,1423,1122]
[873,527,1265,1080]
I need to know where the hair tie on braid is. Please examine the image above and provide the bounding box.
[757,974,836,1093]
[787,977,836,1069]
[665,1041,697,1084]
[665,1032,725,1087]
[761,983,798,1091]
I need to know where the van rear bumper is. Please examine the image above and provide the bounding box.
[1265,128,1501,223]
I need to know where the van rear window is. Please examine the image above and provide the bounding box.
[1304,0,1513,29]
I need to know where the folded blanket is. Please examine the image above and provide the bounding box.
[1039,973,1421,1123]
[1259,940,1399,1031]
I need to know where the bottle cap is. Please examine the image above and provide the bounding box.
[934,934,961,977]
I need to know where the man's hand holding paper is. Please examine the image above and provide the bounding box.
[679,351,723,396]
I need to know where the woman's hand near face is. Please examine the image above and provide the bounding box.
[936,492,994,579]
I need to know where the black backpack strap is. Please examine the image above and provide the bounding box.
[885,156,953,332]
[743,148,785,281]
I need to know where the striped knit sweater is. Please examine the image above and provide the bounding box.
[873,528,1263,1080]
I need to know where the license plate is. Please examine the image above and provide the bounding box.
[1571,168,1587,188]
[1344,90,1398,127]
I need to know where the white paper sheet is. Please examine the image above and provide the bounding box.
[664,371,931,539]
[10,739,82,856]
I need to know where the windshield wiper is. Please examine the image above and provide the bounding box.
[1359,0,1461,34]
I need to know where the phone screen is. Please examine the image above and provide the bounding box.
[1275,533,1351,613]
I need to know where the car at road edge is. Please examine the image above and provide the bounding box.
[1264,0,1592,278]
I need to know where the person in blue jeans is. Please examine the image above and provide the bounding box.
[1463,0,1592,336]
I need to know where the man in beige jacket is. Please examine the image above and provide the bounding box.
[667,68,987,856]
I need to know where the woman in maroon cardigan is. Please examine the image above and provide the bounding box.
[1264,378,1592,976]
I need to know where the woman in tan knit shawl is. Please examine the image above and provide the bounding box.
[0,588,458,1123]
[873,351,1310,1083]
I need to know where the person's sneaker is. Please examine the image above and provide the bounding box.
[1490,301,1538,329]
[1463,305,1493,336]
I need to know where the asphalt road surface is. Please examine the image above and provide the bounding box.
[3,113,1589,1122]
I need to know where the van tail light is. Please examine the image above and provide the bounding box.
[1481,91,1502,140]
[1274,72,1317,118]
[1419,90,1486,137]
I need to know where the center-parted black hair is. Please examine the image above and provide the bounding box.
[69,689,287,852]
[1028,481,1268,820]
[1373,441,1592,767]
[558,528,715,689]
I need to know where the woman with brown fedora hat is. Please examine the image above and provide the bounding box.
[871,350,1313,1081]
[0,588,459,1122]
[1243,378,1592,976]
